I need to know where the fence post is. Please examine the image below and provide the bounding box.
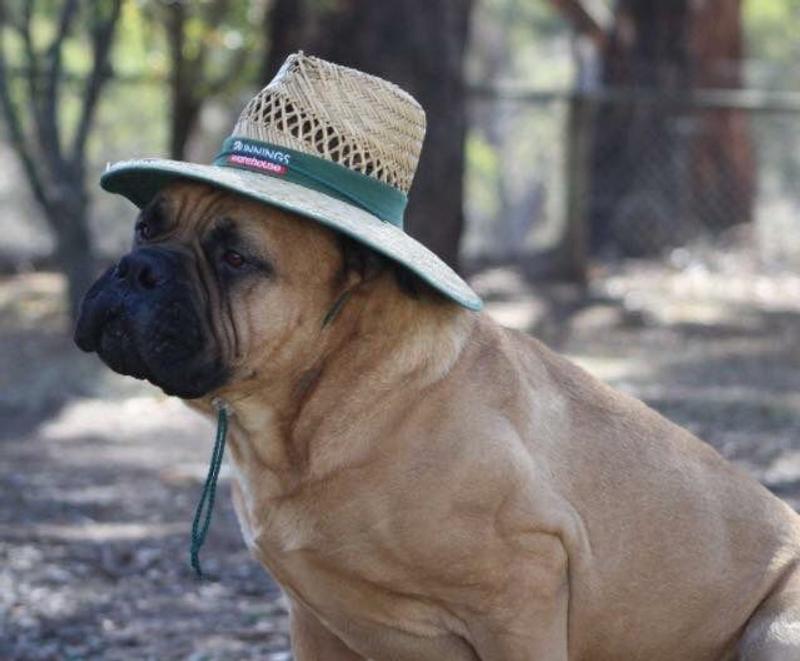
[559,91,592,284]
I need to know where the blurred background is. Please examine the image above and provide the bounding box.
[2,0,799,658]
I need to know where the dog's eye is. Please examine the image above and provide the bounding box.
[135,221,152,241]
[222,250,245,268]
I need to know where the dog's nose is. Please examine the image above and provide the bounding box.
[115,249,174,291]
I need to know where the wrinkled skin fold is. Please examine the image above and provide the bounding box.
[75,246,226,398]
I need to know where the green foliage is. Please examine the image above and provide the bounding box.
[743,0,800,198]
[464,0,574,256]
[136,0,263,93]
[745,0,800,74]
[468,0,574,87]
[1,2,114,148]
[466,130,501,223]
[0,0,267,255]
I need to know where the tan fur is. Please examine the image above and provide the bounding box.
[153,182,800,660]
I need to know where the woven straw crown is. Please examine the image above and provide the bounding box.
[233,53,427,194]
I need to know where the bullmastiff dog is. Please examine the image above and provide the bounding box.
[74,181,800,660]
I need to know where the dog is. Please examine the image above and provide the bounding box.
[74,180,800,660]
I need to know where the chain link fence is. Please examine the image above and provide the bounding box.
[2,77,800,281]
[464,87,800,276]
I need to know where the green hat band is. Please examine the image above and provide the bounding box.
[213,137,407,228]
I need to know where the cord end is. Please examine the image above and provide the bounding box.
[190,549,203,579]
[211,396,232,415]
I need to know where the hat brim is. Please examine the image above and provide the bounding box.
[101,159,482,311]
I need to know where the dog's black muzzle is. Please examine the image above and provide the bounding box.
[74,247,226,398]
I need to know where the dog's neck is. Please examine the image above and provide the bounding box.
[207,275,477,499]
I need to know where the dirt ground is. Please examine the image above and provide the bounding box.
[2,248,800,659]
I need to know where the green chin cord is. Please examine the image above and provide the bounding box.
[190,399,229,578]
[188,303,343,578]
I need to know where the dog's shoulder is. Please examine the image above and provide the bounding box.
[452,315,622,416]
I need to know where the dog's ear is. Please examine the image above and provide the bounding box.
[392,263,420,298]
[338,236,385,283]
[336,235,422,299]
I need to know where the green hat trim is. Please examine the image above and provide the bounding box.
[214,137,408,228]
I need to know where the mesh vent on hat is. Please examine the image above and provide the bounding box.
[232,53,426,194]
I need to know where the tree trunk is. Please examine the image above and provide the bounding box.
[48,193,94,321]
[687,0,754,236]
[170,94,202,161]
[261,0,310,83]
[166,1,196,161]
[0,0,121,323]
[588,0,753,256]
[265,0,474,271]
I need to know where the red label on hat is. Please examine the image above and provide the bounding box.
[228,154,287,175]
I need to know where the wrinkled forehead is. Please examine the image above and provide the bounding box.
[140,181,265,235]
[140,180,342,265]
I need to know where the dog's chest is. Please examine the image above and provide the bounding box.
[259,543,476,661]
[230,479,477,660]
[229,471,315,558]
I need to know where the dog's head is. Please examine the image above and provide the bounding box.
[74,181,417,399]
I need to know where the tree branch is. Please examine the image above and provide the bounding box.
[13,3,48,145]
[71,0,123,166]
[164,0,234,157]
[548,0,607,49]
[40,0,79,162]
[0,12,51,214]
[190,0,234,93]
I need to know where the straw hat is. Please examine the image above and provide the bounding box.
[101,52,482,310]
